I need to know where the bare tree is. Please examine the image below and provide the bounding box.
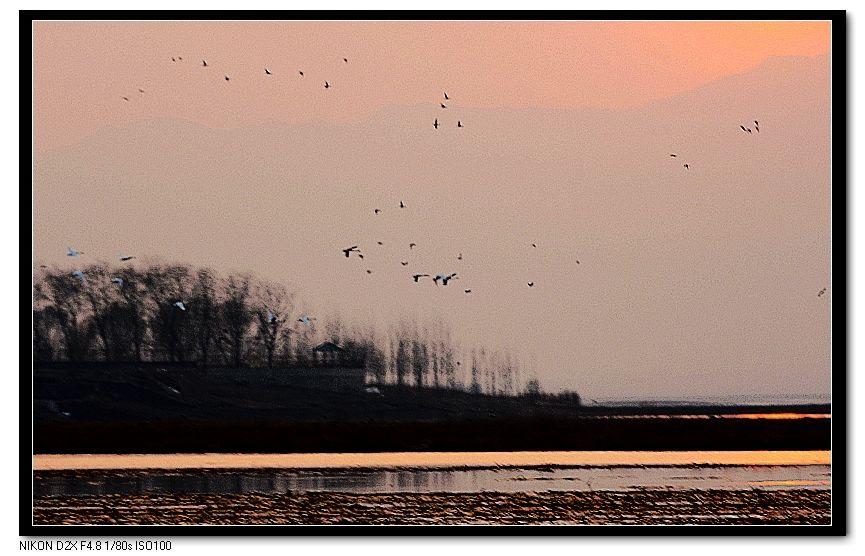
[144,263,193,362]
[190,268,219,366]
[41,271,93,362]
[219,273,253,368]
[253,279,294,368]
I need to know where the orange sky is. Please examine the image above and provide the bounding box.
[32,20,833,398]
[33,20,830,151]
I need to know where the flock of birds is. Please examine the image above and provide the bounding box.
[111,57,825,302]
[121,54,469,134]
[340,199,571,295]
[669,120,761,171]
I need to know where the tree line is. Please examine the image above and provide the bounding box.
[33,262,542,396]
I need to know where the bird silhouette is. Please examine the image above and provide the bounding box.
[121,96,129,102]
[67,247,83,257]
[440,103,447,109]
[433,274,443,286]
[138,89,145,94]
[464,289,471,294]
[576,259,581,264]
[458,253,463,260]
[343,58,348,63]
[754,120,760,132]
[324,81,331,89]
[442,273,458,286]
[413,274,429,282]
[740,125,748,133]
[174,301,186,311]
[433,119,439,129]
[178,57,183,61]
[527,282,534,287]
[683,164,690,170]
[401,261,409,266]
[342,245,360,258]
[224,76,230,81]
[444,92,450,100]
[531,243,537,248]
[119,254,136,261]
[400,201,406,208]
[202,59,208,67]
[457,121,463,128]
[409,243,417,250]
[377,241,384,246]
[374,208,381,214]
[171,57,176,62]
[669,154,677,157]
[298,70,304,76]
[265,68,272,75]
[817,288,827,297]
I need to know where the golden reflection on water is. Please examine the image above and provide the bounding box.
[33,450,831,471]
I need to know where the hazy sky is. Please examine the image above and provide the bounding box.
[32,20,832,398]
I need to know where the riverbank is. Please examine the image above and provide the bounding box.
[32,489,832,525]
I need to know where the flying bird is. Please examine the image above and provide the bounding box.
[458,253,463,260]
[224,76,230,81]
[442,273,458,286]
[174,301,186,311]
[67,247,83,257]
[366,269,373,274]
[138,88,145,94]
[374,208,381,214]
[683,164,690,170]
[377,241,384,246]
[119,254,136,261]
[817,288,827,298]
[409,243,417,250]
[343,58,348,63]
[298,70,304,76]
[527,282,534,287]
[171,57,176,62]
[412,274,430,283]
[464,289,471,294]
[202,60,208,67]
[433,119,439,129]
[531,243,537,248]
[444,92,450,100]
[111,277,124,286]
[669,154,677,157]
[401,261,409,266]
[324,81,331,89]
[440,103,447,109]
[457,121,463,128]
[754,120,760,132]
[400,201,406,208]
[265,68,272,75]
[342,245,360,258]
[121,96,129,102]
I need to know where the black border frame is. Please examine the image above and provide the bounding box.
[22,9,847,537]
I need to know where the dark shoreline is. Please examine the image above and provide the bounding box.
[32,489,832,525]
[34,415,830,454]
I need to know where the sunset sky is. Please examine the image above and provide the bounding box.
[32,19,833,398]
